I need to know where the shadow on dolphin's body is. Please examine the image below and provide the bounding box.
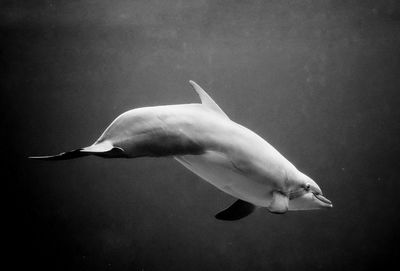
[30,81,332,220]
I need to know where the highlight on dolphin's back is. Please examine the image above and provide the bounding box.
[30,81,332,220]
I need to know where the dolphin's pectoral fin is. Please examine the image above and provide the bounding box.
[215,199,256,221]
[268,191,289,214]
[189,80,230,120]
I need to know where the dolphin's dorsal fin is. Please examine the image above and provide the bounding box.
[189,80,229,120]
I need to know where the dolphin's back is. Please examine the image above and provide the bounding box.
[95,104,210,157]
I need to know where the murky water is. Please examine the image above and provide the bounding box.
[3,1,400,270]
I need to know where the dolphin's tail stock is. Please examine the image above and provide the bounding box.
[28,141,126,161]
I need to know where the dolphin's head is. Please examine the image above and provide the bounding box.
[288,172,333,211]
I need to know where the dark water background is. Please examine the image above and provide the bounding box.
[2,1,400,270]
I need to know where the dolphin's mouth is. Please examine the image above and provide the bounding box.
[289,189,307,199]
[289,189,333,208]
[313,193,332,206]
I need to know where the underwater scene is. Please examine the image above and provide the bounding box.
[3,1,400,270]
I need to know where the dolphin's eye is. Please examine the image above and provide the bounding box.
[305,184,311,190]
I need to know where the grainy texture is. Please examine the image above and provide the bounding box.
[2,1,400,270]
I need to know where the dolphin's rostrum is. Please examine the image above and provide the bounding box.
[30,81,332,220]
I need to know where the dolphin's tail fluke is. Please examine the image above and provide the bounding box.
[28,141,126,161]
[28,148,90,160]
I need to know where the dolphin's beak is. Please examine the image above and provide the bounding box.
[288,190,333,211]
[313,193,332,206]
[309,182,333,207]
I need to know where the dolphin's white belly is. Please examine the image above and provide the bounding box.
[175,151,274,207]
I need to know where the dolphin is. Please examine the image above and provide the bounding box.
[30,81,332,220]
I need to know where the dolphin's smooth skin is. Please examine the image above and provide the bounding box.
[30,81,332,220]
